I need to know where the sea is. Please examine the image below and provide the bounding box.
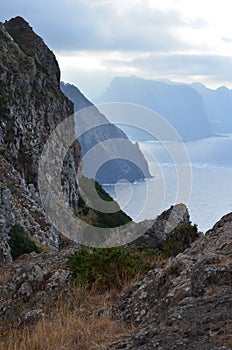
[103,133,232,233]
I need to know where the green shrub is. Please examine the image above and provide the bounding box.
[67,223,200,290]
[67,246,162,290]
[9,225,42,260]
[161,223,199,256]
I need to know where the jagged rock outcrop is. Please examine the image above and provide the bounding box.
[104,204,196,250]
[1,206,231,349]
[127,204,191,249]
[110,212,232,350]
[61,82,151,184]
[0,247,76,330]
[0,17,81,256]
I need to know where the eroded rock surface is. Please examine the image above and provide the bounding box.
[127,203,191,249]
[0,247,75,329]
[0,156,61,263]
[0,17,81,258]
[110,213,232,349]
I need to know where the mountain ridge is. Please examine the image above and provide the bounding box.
[191,81,232,133]
[95,75,213,141]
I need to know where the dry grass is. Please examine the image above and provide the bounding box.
[0,248,168,349]
[0,284,135,350]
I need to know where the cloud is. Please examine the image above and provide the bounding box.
[0,0,204,52]
[127,53,232,83]
[56,50,232,98]
[2,0,231,97]
[222,37,232,44]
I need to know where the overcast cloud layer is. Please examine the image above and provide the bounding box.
[1,0,232,98]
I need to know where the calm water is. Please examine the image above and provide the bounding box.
[103,133,232,233]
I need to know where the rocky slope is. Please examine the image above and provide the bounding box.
[0,203,195,332]
[60,82,151,184]
[1,17,231,349]
[96,76,212,141]
[0,156,60,263]
[0,17,83,260]
[0,247,75,329]
[0,17,81,188]
[110,212,232,349]
[0,204,231,350]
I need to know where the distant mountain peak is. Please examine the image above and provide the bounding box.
[96,75,212,141]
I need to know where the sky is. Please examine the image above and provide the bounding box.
[1,0,232,99]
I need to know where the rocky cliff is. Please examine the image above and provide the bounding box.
[0,17,81,260]
[0,17,80,188]
[60,82,151,184]
[111,212,232,349]
[0,156,60,263]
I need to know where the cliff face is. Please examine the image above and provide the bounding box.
[0,157,60,263]
[0,17,81,260]
[0,17,81,187]
[192,82,232,133]
[96,76,212,141]
[61,82,151,184]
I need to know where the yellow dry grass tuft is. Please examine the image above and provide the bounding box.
[0,284,135,350]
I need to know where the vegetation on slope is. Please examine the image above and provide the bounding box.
[161,223,200,256]
[8,225,42,260]
[76,176,132,228]
[0,222,201,349]
[67,246,164,290]
[67,223,200,290]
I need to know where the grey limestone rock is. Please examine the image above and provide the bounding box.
[0,17,82,255]
[0,247,75,330]
[110,212,232,349]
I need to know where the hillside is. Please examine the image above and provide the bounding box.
[0,208,231,349]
